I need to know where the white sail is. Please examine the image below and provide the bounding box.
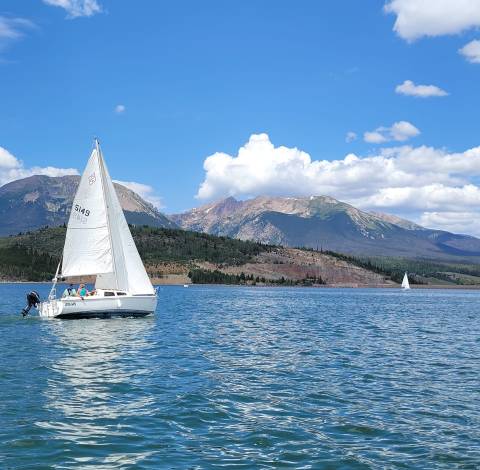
[401,272,410,289]
[95,147,155,295]
[62,141,155,295]
[62,149,113,277]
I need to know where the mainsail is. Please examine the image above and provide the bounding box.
[62,147,113,278]
[61,141,155,295]
[401,272,410,290]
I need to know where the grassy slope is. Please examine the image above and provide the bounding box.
[1,226,480,285]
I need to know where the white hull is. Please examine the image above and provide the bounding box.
[39,294,157,319]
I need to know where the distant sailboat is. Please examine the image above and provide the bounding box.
[35,139,157,319]
[401,272,410,290]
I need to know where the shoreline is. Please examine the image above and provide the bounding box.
[3,280,480,289]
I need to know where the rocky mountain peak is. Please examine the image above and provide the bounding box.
[0,174,176,236]
[172,194,480,260]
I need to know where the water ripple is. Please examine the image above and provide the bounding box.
[1,285,480,468]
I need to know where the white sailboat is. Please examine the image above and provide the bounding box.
[401,272,410,290]
[38,139,157,319]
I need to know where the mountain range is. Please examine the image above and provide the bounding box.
[2,174,480,262]
[0,175,176,236]
[172,196,480,261]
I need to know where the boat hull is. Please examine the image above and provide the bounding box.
[38,294,157,319]
[55,310,151,319]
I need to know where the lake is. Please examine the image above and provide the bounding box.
[1,284,479,469]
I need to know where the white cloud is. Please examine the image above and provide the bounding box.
[345,131,357,143]
[459,39,480,63]
[384,0,480,41]
[390,121,421,141]
[364,121,420,144]
[114,180,164,209]
[0,16,35,52]
[395,80,448,98]
[0,146,78,187]
[420,211,480,236]
[114,104,126,114]
[196,133,480,236]
[43,0,102,18]
[354,184,480,212]
[0,147,19,168]
[364,131,387,144]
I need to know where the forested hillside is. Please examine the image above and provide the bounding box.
[1,226,480,286]
[0,226,273,282]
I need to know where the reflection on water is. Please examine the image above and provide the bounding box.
[1,284,480,468]
[35,319,155,468]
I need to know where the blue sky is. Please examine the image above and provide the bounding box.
[1,1,480,234]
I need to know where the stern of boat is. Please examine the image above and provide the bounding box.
[39,299,63,318]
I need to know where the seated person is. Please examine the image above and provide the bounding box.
[62,284,76,297]
[77,283,88,298]
[87,290,96,297]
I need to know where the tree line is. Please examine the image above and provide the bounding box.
[188,268,325,286]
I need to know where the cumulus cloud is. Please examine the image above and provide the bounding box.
[0,146,78,187]
[345,131,357,143]
[0,16,35,52]
[0,147,19,168]
[114,180,164,209]
[364,121,420,144]
[114,104,126,114]
[395,80,448,98]
[420,211,480,237]
[196,133,480,235]
[384,0,480,41]
[43,0,102,18]
[459,39,480,63]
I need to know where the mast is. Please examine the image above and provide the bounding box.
[96,138,119,290]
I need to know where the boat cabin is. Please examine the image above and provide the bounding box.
[62,288,129,299]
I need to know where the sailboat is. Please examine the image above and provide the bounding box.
[37,139,157,319]
[401,272,410,290]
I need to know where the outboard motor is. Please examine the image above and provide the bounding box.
[22,291,41,317]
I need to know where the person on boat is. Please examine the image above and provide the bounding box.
[62,284,76,297]
[77,283,88,298]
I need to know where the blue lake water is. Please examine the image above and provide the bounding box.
[1,284,479,469]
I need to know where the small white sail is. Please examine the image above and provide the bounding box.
[401,272,410,290]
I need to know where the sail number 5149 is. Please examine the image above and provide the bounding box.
[74,204,90,216]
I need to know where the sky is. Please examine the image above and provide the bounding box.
[1,1,480,235]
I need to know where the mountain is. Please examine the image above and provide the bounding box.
[171,195,480,261]
[0,175,176,236]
